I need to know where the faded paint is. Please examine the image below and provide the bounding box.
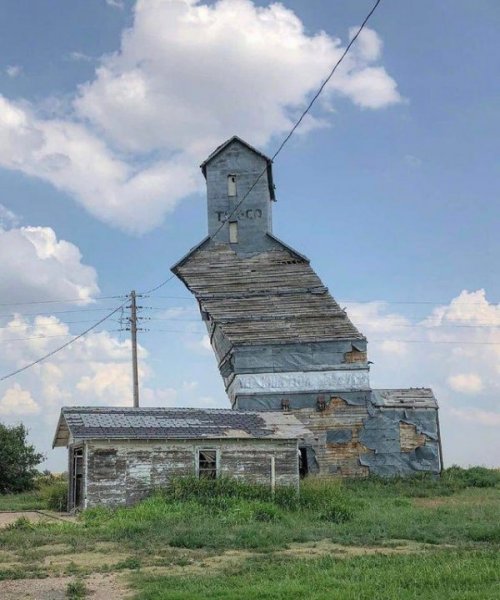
[83,438,298,508]
[227,369,370,400]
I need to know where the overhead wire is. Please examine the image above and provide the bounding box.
[141,0,382,295]
[0,302,127,381]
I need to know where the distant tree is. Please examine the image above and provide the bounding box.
[0,423,44,493]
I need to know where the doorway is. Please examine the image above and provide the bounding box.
[70,447,84,510]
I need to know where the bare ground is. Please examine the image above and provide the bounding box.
[0,511,455,599]
[0,572,131,600]
[0,511,76,529]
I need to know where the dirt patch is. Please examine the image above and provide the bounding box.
[0,572,131,600]
[139,539,446,578]
[44,549,131,571]
[280,539,447,558]
[0,511,76,529]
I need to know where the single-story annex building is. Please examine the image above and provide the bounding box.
[53,406,304,510]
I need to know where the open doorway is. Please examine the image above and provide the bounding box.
[70,447,84,510]
[298,447,308,479]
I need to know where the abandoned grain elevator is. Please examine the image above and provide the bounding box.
[55,136,443,510]
[172,136,442,478]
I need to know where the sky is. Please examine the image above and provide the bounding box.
[0,0,499,471]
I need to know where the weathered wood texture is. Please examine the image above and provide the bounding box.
[84,439,298,507]
[175,244,364,346]
[399,421,427,452]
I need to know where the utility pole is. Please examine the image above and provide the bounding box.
[128,290,140,408]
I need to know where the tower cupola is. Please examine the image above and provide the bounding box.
[200,136,275,251]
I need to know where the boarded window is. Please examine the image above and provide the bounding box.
[229,221,238,243]
[227,175,237,196]
[198,449,217,479]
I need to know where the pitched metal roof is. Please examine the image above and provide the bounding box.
[371,388,438,409]
[53,406,306,447]
[174,243,364,346]
[200,136,271,176]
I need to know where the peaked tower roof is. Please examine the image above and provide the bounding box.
[200,135,272,178]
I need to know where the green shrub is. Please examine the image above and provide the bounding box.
[443,466,500,489]
[299,477,355,522]
[66,578,87,599]
[251,501,283,522]
[41,481,68,512]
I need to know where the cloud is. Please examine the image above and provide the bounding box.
[0,384,39,415]
[106,0,125,8]
[0,0,401,233]
[68,52,94,63]
[0,310,214,468]
[448,373,483,394]
[0,203,19,227]
[5,65,22,78]
[0,223,99,304]
[450,407,500,427]
[346,289,500,466]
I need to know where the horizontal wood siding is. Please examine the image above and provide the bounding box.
[85,438,298,507]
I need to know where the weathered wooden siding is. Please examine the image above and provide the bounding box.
[84,438,298,507]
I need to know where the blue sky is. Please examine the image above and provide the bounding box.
[0,0,498,470]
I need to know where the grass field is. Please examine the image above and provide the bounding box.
[0,467,498,599]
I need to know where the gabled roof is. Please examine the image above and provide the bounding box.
[53,406,307,447]
[371,388,438,409]
[200,136,272,177]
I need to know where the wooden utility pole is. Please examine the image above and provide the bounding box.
[128,290,140,408]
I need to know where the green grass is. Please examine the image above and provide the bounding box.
[0,473,67,511]
[0,490,45,511]
[1,471,499,553]
[0,469,499,598]
[132,549,500,600]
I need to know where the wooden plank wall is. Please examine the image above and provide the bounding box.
[85,439,298,507]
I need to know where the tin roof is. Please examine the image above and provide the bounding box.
[200,136,271,177]
[53,406,308,447]
[371,388,438,409]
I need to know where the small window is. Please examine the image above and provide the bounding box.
[198,449,217,479]
[229,221,238,243]
[227,175,237,196]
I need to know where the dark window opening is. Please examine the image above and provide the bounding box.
[198,449,217,479]
[298,447,308,479]
[71,447,84,510]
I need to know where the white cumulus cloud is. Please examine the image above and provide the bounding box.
[0,384,39,415]
[346,290,500,466]
[0,223,99,304]
[0,0,401,233]
[448,373,484,394]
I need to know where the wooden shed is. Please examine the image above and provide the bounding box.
[53,407,301,510]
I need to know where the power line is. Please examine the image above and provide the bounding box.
[0,294,125,307]
[370,339,500,346]
[0,303,126,382]
[142,0,382,295]
[142,274,176,295]
[208,0,382,246]
[0,307,123,318]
